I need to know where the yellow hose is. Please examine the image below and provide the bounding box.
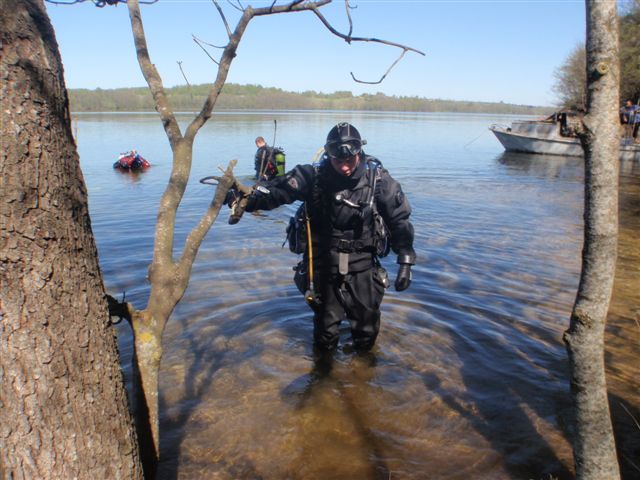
[304,148,323,303]
[305,205,315,302]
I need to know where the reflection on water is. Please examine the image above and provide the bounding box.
[76,112,639,479]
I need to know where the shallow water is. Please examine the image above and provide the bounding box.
[77,111,640,479]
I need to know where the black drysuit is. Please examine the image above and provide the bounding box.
[254,145,276,180]
[245,154,415,351]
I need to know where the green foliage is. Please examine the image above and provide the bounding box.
[620,1,640,102]
[67,83,550,115]
[552,44,586,111]
[553,2,640,107]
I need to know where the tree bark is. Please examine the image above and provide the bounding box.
[0,1,143,478]
[564,1,621,479]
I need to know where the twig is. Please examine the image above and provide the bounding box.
[213,0,232,38]
[193,35,222,65]
[252,1,332,17]
[127,0,183,149]
[45,0,157,5]
[177,61,191,88]
[177,61,194,101]
[309,3,424,83]
[310,5,424,56]
[192,34,225,50]
[345,0,354,40]
[351,48,407,85]
[225,0,244,12]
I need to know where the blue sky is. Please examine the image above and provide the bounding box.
[45,0,589,107]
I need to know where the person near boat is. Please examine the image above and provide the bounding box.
[254,136,286,181]
[229,123,415,353]
[113,149,150,170]
[620,100,640,142]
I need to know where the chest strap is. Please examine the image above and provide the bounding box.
[330,237,376,253]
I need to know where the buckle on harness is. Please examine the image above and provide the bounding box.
[337,239,352,252]
[336,239,367,253]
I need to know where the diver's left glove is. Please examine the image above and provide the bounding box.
[394,254,415,292]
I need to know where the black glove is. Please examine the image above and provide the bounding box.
[395,264,412,291]
[224,187,239,207]
[394,254,415,292]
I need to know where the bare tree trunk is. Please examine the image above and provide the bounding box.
[0,1,143,478]
[564,1,621,478]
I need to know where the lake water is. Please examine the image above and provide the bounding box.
[75,111,640,480]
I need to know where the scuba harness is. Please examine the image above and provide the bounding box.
[286,158,391,305]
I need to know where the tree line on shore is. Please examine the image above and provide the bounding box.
[68,83,552,115]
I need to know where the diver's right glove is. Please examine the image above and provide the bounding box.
[224,186,239,207]
[394,254,415,292]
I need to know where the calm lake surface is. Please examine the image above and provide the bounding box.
[75,111,640,480]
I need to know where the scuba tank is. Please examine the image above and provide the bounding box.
[274,149,286,176]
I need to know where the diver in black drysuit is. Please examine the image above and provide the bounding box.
[235,123,416,352]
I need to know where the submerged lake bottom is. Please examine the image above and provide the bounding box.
[78,111,640,479]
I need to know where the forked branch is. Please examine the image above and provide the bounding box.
[193,35,222,65]
[310,2,425,84]
[226,0,244,12]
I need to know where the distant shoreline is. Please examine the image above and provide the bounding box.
[69,109,545,117]
[68,83,554,116]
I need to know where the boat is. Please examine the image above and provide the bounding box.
[489,111,640,161]
[113,150,150,170]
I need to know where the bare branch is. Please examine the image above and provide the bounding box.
[177,61,194,101]
[351,48,407,85]
[212,0,232,38]
[185,7,252,140]
[193,35,221,65]
[310,5,425,56]
[271,0,306,12]
[45,0,158,6]
[252,0,332,16]
[128,0,184,265]
[127,0,182,148]
[306,3,424,84]
[344,0,353,40]
[192,34,225,50]
[177,61,191,88]
[186,1,333,141]
[225,0,244,12]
